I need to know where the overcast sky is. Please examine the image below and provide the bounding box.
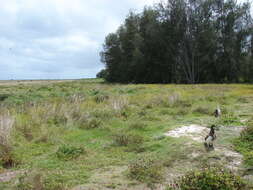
[0,0,250,80]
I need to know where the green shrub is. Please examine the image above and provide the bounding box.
[219,113,241,125]
[177,107,190,115]
[92,109,113,120]
[129,121,146,130]
[240,125,253,142]
[128,156,164,184]
[94,93,109,103]
[113,132,144,146]
[79,118,102,129]
[169,166,246,190]
[47,115,68,126]
[56,145,85,160]
[244,151,253,166]
[193,106,212,115]
[234,120,253,166]
[0,94,10,101]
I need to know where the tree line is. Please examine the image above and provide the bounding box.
[98,0,253,84]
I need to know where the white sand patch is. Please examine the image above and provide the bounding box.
[164,124,209,142]
[164,124,245,171]
[0,170,25,182]
[216,148,243,170]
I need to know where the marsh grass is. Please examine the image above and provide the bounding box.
[234,117,253,166]
[0,113,17,168]
[0,80,253,189]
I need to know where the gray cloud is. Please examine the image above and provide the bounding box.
[0,0,249,79]
[0,0,157,79]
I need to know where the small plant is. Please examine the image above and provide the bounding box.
[94,93,109,103]
[79,117,102,129]
[169,166,247,190]
[56,145,85,160]
[48,114,68,126]
[234,119,253,166]
[129,121,146,130]
[219,113,241,125]
[128,156,164,185]
[0,94,10,101]
[240,122,253,142]
[193,106,212,115]
[177,107,190,115]
[113,132,144,146]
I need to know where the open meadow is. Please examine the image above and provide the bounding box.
[0,79,253,190]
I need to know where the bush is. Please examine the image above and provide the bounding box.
[169,166,247,190]
[113,132,144,146]
[128,156,164,184]
[79,118,102,129]
[56,145,85,160]
[193,106,212,115]
[234,119,253,166]
[240,125,253,142]
[219,113,241,126]
[94,93,109,103]
[47,114,68,126]
[0,94,10,101]
[129,121,146,130]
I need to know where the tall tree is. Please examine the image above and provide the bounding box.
[99,0,253,84]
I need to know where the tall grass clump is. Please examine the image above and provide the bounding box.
[56,145,86,160]
[109,96,129,117]
[113,131,144,146]
[0,113,16,168]
[168,166,247,190]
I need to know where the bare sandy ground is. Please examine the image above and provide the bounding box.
[165,124,244,170]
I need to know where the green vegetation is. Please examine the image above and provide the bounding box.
[169,166,247,190]
[234,118,253,166]
[128,155,164,185]
[100,0,253,84]
[0,79,253,189]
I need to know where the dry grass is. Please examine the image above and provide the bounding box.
[0,112,15,168]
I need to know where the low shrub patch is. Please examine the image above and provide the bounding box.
[56,145,85,160]
[128,156,164,185]
[113,132,144,146]
[234,118,253,166]
[0,94,10,101]
[168,166,247,190]
[79,118,102,129]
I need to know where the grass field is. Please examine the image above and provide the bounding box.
[0,79,253,190]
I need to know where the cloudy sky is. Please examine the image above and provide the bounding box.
[0,0,158,80]
[0,0,250,80]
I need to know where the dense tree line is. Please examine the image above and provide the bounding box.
[99,0,253,83]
